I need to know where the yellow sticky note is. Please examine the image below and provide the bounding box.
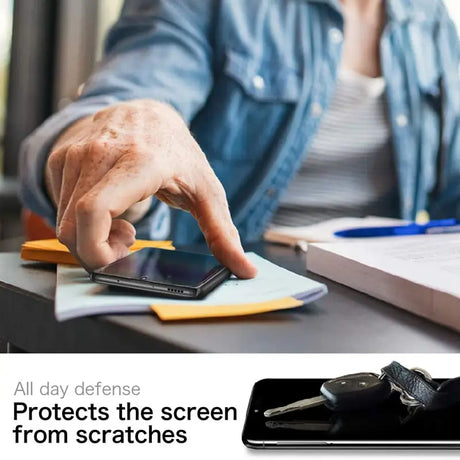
[21,238,174,265]
[150,296,303,321]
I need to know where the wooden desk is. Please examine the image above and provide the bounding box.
[1,244,460,352]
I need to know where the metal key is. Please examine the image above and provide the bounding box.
[264,373,391,418]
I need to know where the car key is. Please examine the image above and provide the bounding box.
[264,373,392,418]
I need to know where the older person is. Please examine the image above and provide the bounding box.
[20,0,459,276]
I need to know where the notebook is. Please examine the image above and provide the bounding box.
[307,233,460,332]
[264,216,405,246]
[55,252,328,321]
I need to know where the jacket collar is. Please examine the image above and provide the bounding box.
[385,0,438,22]
[303,0,440,23]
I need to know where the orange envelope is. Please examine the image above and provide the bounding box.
[21,238,174,265]
[150,297,304,321]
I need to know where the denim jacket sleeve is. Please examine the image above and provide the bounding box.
[429,4,460,219]
[19,0,215,231]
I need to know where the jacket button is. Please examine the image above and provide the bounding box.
[311,102,323,117]
[396,114,408,127]
[329,28,343,44]
[253,75,265,90]
[266,188,276,197]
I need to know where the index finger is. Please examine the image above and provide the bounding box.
[74,163,156,269]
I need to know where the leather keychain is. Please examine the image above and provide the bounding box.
[381,361,460,411]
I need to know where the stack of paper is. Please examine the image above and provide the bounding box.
[55,253,328,321]
[307,234,460,332]
[21,239,174,265]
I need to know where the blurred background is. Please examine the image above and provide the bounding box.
[0,0,123,250]
[0,0,458,251]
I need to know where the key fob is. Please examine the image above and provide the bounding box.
[321,372,392,411]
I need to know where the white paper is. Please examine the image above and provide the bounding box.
[55,252,327,321]
[310,234,460,298]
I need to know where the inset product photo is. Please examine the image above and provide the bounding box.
[242,361,460,449]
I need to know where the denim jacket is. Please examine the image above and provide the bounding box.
[20,0,460,245]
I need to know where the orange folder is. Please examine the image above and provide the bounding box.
[21,239,174,265]
[150,297,304,321]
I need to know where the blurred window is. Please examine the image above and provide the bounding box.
[0,0,14,174]
[54,0,122,111]
[96,0,124,60]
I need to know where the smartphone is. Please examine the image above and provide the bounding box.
[90,247,231,299]
[242,378,460,449]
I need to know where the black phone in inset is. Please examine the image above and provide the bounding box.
[90,247,231,299]
[242,378,460,449]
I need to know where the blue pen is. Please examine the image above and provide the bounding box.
[334,218,460,238]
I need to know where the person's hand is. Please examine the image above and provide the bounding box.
[45,99,257,278]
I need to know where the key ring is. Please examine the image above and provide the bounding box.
[380,367,433,408]
[387,367,433,408]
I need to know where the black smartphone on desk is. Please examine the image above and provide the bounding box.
[90,247,231,299]
[242,378,460,449]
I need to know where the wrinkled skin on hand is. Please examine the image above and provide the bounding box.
[45,99,257,278]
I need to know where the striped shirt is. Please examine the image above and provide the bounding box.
[272,67,399,227]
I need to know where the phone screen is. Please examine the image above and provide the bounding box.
[94,248,225,288]
[242,379,460,448]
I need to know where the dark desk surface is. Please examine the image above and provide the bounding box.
[1,244,460,353]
